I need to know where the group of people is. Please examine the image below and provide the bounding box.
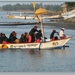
[50,28,66,40]
[0,25,66,44]
[0,25,43,44]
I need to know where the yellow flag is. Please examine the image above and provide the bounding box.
[32,2,36,12]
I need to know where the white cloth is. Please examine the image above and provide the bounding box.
[59,30,64,37]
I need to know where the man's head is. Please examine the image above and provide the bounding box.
[34,26,38,29]
[61,28,65,30]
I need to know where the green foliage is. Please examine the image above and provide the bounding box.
[65,2,75,10]
[1,3,62,11]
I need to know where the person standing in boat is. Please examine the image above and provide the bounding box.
[59,28,66,39]
[50,30,59,40]
[29,26,39,42]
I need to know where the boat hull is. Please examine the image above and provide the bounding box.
[0,37,72,50]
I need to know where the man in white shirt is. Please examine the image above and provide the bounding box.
[59,28,66,39]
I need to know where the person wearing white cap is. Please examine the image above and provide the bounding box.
[59,28,66,39]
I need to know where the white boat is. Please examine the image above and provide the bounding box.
[0,36,73,50]
[6,15,50,20]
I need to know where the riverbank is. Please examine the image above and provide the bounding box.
[43,22,75,30]
[0,22,39,26]
[0,21,75,30]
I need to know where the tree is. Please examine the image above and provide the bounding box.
[65,2,75,10]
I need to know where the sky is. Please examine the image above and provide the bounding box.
[0,0,75,1]
[0,0,75,6]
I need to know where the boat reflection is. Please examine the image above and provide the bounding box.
[0,49,8,52]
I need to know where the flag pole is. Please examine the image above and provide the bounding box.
[40,15,45,42]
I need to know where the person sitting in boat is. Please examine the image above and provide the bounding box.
[10,32,19,43]
[8,31,16,43]
[23,32,28,42]
[29,25,39,42]
[36,29,42,42]
[0,33,3,43]
[25,33,32,43]
[50,30,59,40]
[19,34,25,43]
[59,28,66,39]
[1,33,9,44]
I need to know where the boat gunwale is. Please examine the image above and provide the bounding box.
[0,36,73,45]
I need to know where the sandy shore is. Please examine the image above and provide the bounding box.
[43,22,75,30]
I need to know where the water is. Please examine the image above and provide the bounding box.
[0,11,75,72]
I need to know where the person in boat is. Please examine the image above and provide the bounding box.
[8,31,16,43]
[23,32,28,42]
[10,32,19,43]
[1,33,9,44]
[25,33,32,43]
[50,30,59,40]
[29,25,39,42]
[19,34,25,43]
[59,28,66,39]
[36,29,42,42]
[0,33,3,43]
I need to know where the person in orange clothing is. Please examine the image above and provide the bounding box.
[26,33,32,43]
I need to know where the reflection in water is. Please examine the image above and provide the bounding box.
[27,49,42,57]
[0,49,8,53]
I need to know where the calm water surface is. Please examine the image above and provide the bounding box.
[0,11,75,72]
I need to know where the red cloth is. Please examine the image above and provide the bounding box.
[60,36,66,39]
[2,41,8,44]
[28,35,32,42]
[36,39,40,42]
[51,37,55,41]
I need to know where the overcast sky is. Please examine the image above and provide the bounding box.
[0,0,75,1]
[0,0,75,6]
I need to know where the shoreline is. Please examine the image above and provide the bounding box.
[0,22,75,30]
[43,22,75,30]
